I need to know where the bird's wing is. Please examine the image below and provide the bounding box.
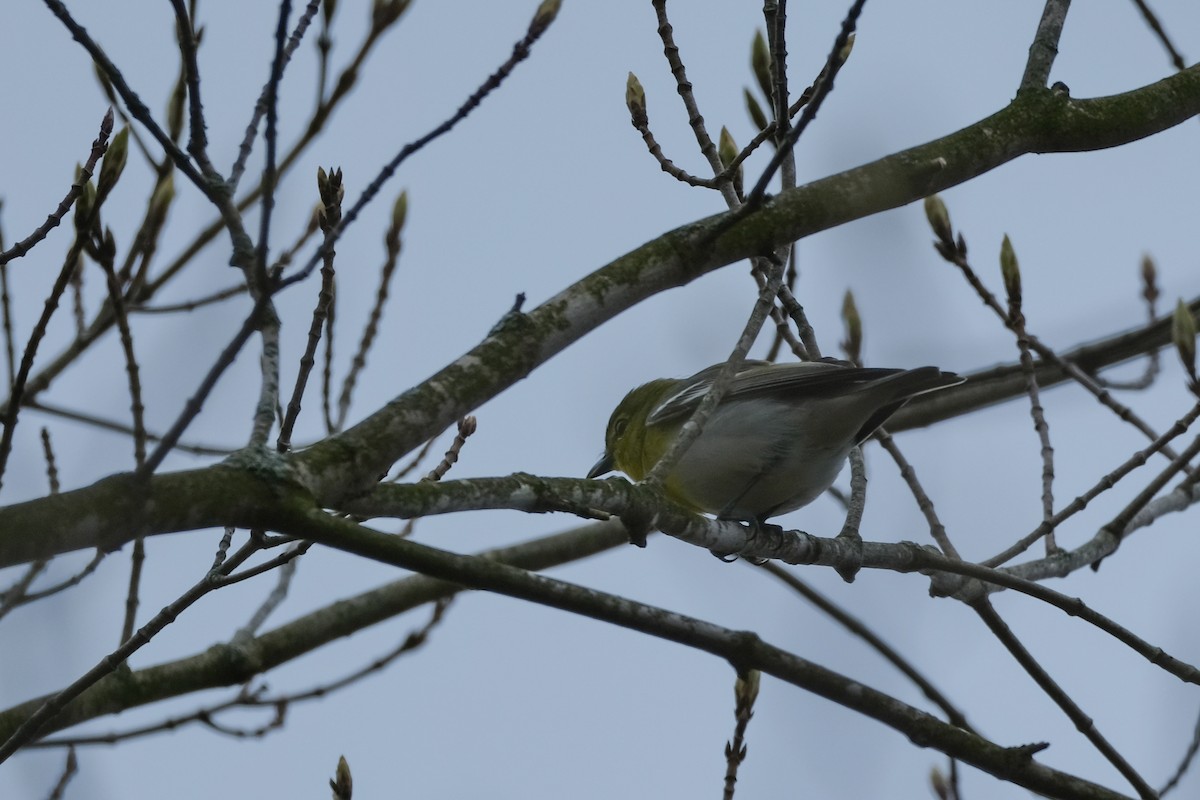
[647,360,902,425]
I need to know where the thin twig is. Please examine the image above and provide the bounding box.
[1099,255,1160,390]
[765,0,796,191]
[0,110,113,266]
[133,283,247,314]
[0,538,268,763]
[26,400,231,456]
[336,192,406,430]
[138,297,271,476]
[279,169,341,452]
[1020,0,1073,91]
[971,598,1156,799]
[280,2,561,290]
[233,542,310,639]
[1128,0,1187,71]
[722,669,759,800]
[984,400,1200,567]
[254,0,294,296]
[931,220,1190,473]
[423,417,477,482]
[168,0,217,174]
[1092,431,1200,568]
[36,598,452,749]
[1003,248,1057,554]
[649,0,738,204]
[44,746,77,800]
[229,0,327,188]
[0,118,114,493]
[911,549,1200,686]
[877,431,961,559]
[746,0,865,207]
[42,1,206,191]
[758,562,973,730]
[1160,704,1200,796]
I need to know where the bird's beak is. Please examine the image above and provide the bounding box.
[587,452,615,479]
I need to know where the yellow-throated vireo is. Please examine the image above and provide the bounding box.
[588,359,963,526]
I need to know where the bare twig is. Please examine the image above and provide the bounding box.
[335,191,406,431]
[0,537,269,763]
[27,400,231,456]
[927,204,1191,473]
[229,0,339,188]
[1000,238,1057,554]
[138,297,271,476]
[133,283,247,314]
[423,417,477,482]
[0,117,114,492]
[648,0,737,204]
[1020,0,1073,90]
[44,746,77,800]
[42,1,206,191]
[971,599,1156,799]
[281,1,562,290]
[0,110,113,266]
[254,0,295,293]
[758,562,973,730]
[877,431,961,559]
[279,168,341,452]
[722,669,759,800]
[984,400,1200,567]
[746,0,865,207]
[1128,0,1186,71]
[1160,704,1200,796]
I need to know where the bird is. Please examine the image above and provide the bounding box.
[588,358,963,527]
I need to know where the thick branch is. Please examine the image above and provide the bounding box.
[298,69,1200,502]
[0,72,1198,569]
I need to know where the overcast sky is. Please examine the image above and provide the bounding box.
[2,2,1200,798]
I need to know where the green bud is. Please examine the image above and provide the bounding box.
[734,669,760,708]
[837,32,856,66]
[168,68,186,143]
[391,190,408,233]
[841,289,862,364]
[744,88,768,132]
[329,755,353,800]
[1000,234,1020,300]
[148,173,176,223]
[74,170,97,231]
[930,767,950,800]
[751,30,772,105]
[923,194,952,244]
[317,166,344,208]
[625,72,647,128]
[718,127,742,193]
[317,166,344,231]
[386,190,407,252]
[98,226,117,263]
[532,0,562,31]
[372,0,411,32]
[1141,254,1159,306]
[718,127,738,171]
[96,127,129,201]
[1172,299,1197,382]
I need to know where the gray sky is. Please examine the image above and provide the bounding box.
[2,2,1199,798]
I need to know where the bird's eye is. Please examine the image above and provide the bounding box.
[613,417,628,437]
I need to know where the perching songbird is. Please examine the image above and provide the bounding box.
[588,359,963,526]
